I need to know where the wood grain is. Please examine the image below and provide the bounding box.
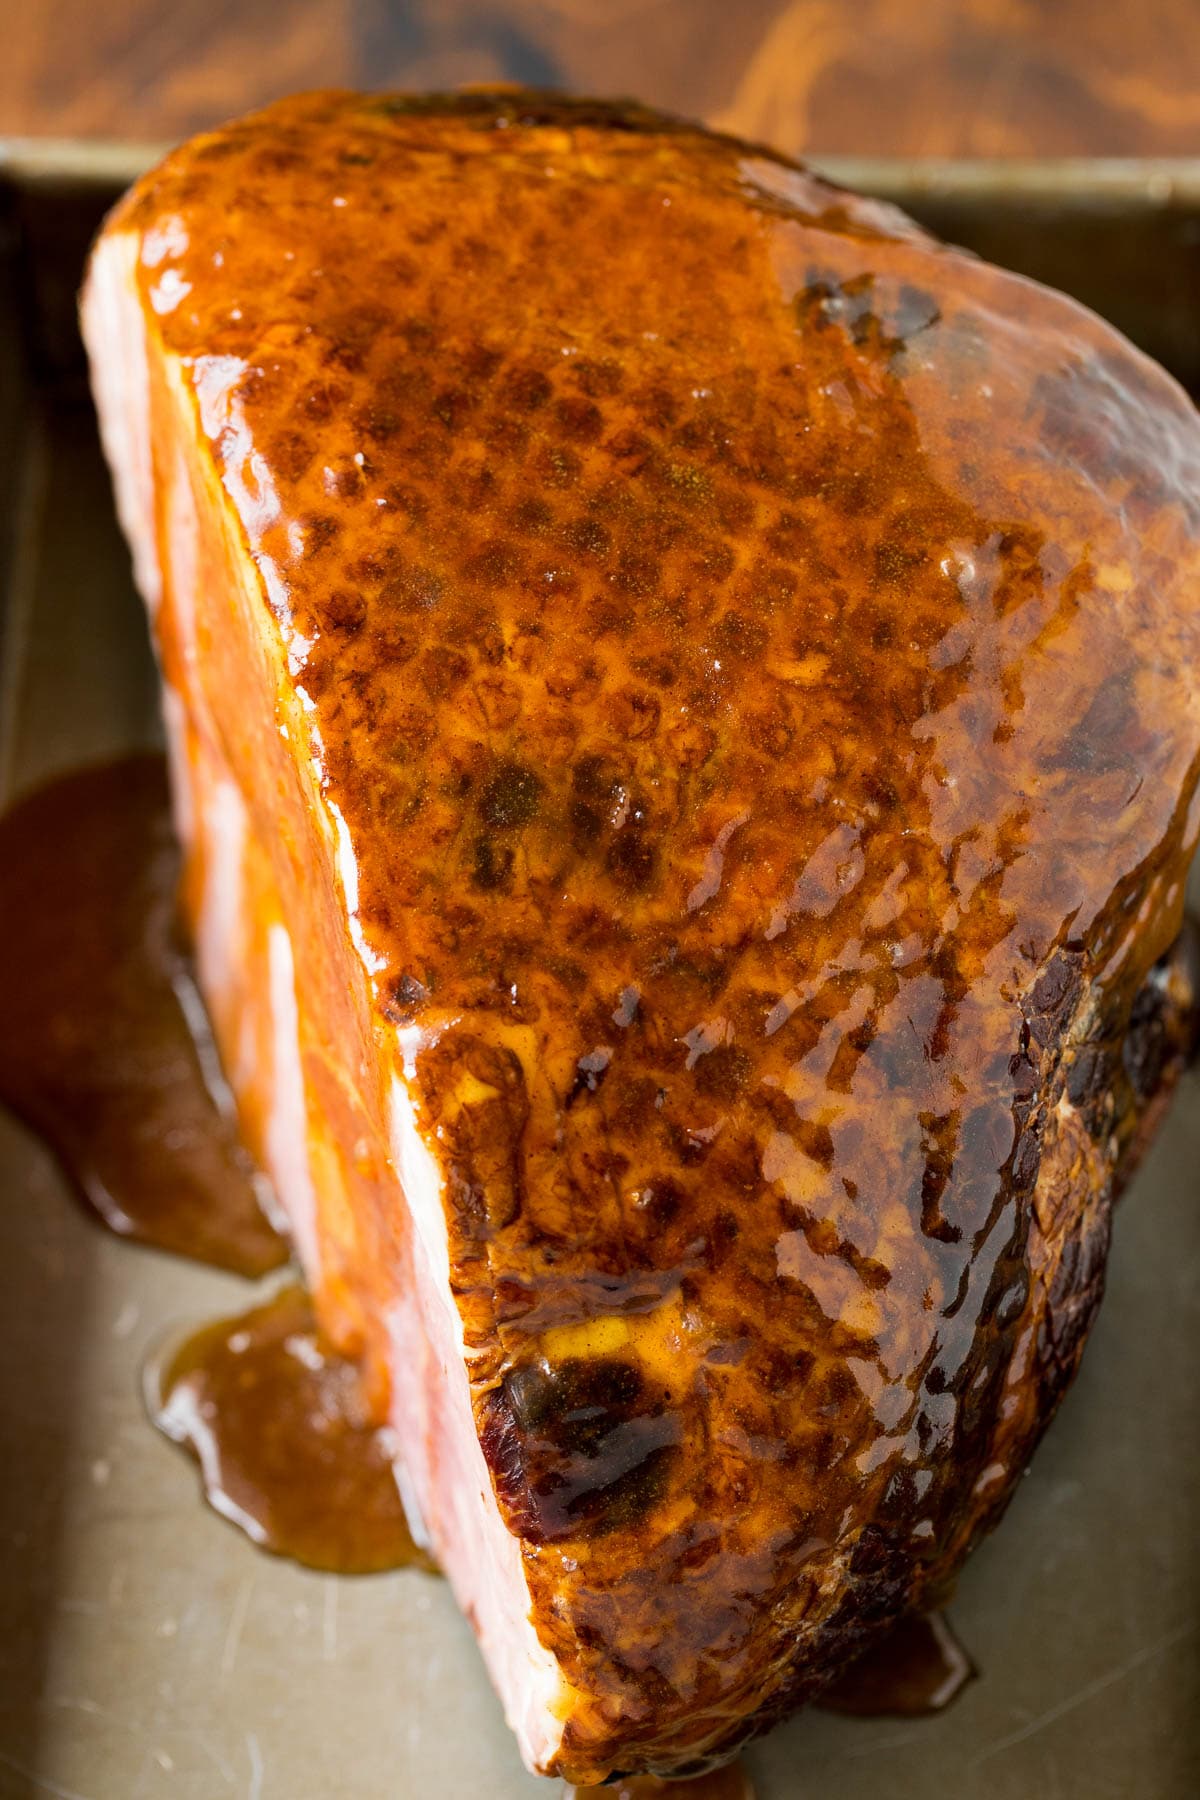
[2,0,1199,155]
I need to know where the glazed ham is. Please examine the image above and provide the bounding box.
[82,91,1200,1781]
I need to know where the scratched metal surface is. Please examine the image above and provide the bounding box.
[0,151,1197,1800]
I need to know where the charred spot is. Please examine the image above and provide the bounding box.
[713,484,755,534]
[606,826,657,892]
[713,611,769,659]
[569,798,604,849]
[1065,1042,1106,1107]
[758,1346,809,1395]
[633,382,679,431]
[693,1043,751,1100]
[796,271,879,343]
[379,563,443,613]
[1009,1115,1044,1195]
[611,552,660,599]
[1025,951,1083,1050]
[353,401,401,443]
[635,1178,683,1227]
[480,760,543,830]
[688,536,737,582]
[764,512,810,561]
[431,386,475,430]
[379,972,429,1024]
[323,339,368,375]
[734,559,799,612]
[418,645,470,698]
[321,457,367,498]
[463,538,524,587]
[313,588,367,634]
[665,953,732,1003]
[480,1357,681,1541]
[295,512,339,555]
[820,469,871,516]
[1008,1043,1039,1106]
[457,341,503,385]
[545,955,588,995]
[562,515,612,557]
[710,1208,740,1254]
[502,363,553,412]
[382,482,428,526]
[606,426,652,468]
[471,835,515,892]
[400,317,435,352]
[632,654,678,689]
[379,626,422,669]
[572,754,618,800]
[265,430,313,483]
[570,357,623,397]
[510,496,554,536]
[625,690,666,744]
[554,395,604,442]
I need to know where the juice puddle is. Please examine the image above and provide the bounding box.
[147,1282,436,1575]
[0,754,286,1274]
[817,1612,975,1716]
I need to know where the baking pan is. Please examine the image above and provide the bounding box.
[0,139,1197,1800]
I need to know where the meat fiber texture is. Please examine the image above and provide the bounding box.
[82,90,1200,1781]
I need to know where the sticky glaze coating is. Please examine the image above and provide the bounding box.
[92,92,1200,1776]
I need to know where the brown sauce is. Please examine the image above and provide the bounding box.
[569,1763,755,1799]
[0,754,286,1275]
[148,1281,435,1574]
[817,1613,975,1717]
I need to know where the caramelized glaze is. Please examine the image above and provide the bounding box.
[818,1612,974,1716]
[86,91,1200,1777]
[150,1282,434,1573]
[0,756,286,1275]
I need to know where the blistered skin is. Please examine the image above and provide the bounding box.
[92,92,1200,1776]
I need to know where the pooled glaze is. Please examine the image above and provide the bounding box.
[150,1282,435,1574]
[569,1762,755,1800]
[817,1611,974,1716]
[0,756,286,1275]
[91,90,1200,1777]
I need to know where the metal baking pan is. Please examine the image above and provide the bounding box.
[1,139,1197,1800]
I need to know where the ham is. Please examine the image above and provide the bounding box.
[82,90,1200,1781]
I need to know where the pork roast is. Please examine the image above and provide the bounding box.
[81,90,1200,1781]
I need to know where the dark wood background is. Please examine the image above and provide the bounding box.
[4,0,1200,157]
